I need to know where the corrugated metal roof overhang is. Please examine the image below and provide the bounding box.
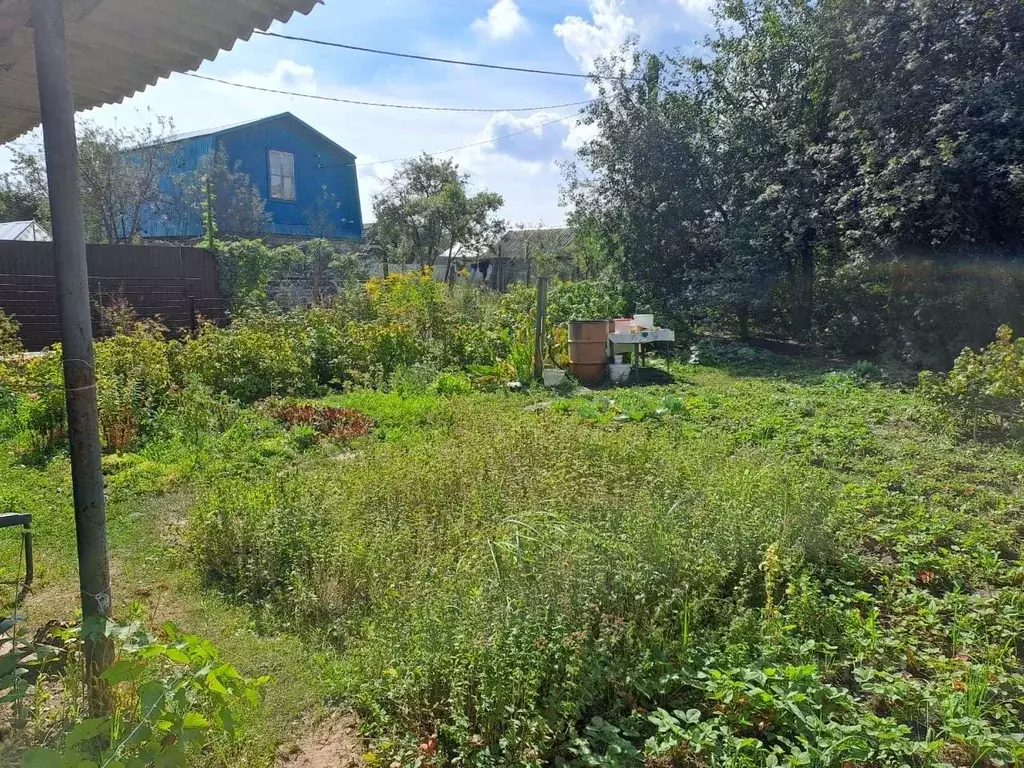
[0,0,321,144]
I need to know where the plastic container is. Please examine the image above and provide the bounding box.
[608,363,631,385]
[543,368,567,387]
[614,318,632,335]
[633,313,655,330]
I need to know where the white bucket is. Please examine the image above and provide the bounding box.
[633,313,655,329]
[608,363,631,385]
[543,368,567,387]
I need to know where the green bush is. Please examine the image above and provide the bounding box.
[0,311,24,432]
[0,308,21,359]
[94,322,174,452]
[548,277,627,324]
[432,371,473,396]
[331,321,423,388]
[365,271,451,341]
[16,324,176,452]
[156,382,243,447]
[12,622,265,767]
[189,402,835,765]
[919,324,1024,437]
[18,350,67,451]
[178,313,318,403]
[215,239,285,309]
[816,258,1024,369]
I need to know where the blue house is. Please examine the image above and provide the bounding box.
[140,112,362,240]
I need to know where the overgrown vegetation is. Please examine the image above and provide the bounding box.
[9,622,265,767]
[3,281,1024,765]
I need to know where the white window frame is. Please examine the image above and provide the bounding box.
[268,149,296,201]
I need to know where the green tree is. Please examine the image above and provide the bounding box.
[567,0,1024,348]
[9,115,175,243]
[169,151,269,239]
[0,183,49,229]
[372,154,505,276]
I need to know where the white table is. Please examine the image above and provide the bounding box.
[607,329,676,371]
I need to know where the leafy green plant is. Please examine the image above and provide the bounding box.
[432,371,473,396]
[16,323,174,453]
[189,401,837,766]
[19,622,266,768]
[18,349,67,451]
[547,277,627,324]
[502,325,535,384]
[215,239,286,309]
[94,322,174,452]
[178,313,317,403]
[919,324,1024,437]
[0,308,21,359]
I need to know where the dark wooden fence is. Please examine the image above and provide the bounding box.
[0,243,226,350]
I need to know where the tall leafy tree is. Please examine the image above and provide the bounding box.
[566,0,1024,347]
[9,116,175,243]
[372,154,505,276]
[167,151,269,240]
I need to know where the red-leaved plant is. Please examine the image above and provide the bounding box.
[270,402,374,441]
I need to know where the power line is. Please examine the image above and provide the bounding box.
[321,108,589,169]
[255,30,644,83]
[5,107,592,165]
[183,72,591,113]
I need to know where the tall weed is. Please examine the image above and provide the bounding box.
[189,402,835,765]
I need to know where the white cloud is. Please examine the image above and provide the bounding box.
[472,0,527,41]
[563,117,599,152]
[555,0,714,76]
[676,0,716,17]
[232,59,318,94]
[468,111,572,167]
[554,0,638,73]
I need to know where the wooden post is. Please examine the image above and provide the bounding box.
[189,295,197,335]
[534,277,549,382]
[32,0,113,715]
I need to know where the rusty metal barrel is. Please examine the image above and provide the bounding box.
[568,319,611,385]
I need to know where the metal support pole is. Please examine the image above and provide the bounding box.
[534,278,549,382]
[32,0,113,715]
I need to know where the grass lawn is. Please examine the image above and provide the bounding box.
[2,355,1023,766]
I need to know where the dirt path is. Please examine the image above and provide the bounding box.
[275,712,365,768]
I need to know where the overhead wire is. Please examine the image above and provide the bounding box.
[326,108,590,169]
[254,30,644,83]
[4,104,593,164]
[183,72,592,113]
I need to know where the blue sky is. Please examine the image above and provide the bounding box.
[4,0,714,226]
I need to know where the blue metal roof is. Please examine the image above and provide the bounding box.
[161,112,357,159]
[139,111,363,240]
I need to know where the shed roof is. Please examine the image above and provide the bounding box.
[454,227,573,262]
[498,227,573,261]
[0,220,44,240]
[0,0,321,144]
